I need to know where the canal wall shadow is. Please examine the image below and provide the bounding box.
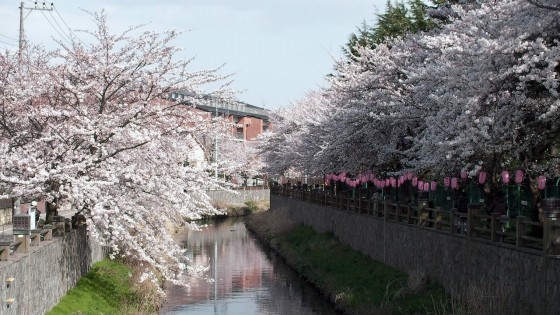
[272,195,560,315]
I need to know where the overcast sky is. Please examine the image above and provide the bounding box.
[0,0,386,109]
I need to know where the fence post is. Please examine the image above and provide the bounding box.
[435,207,442,230]
[407,205,413,224]
[491,213,500,242]
[383,199,389,221]
[468,204,481,238]
[14,235,30,254]
[450,209,455,233]
[516,216,527,248]
[358,196,362,214]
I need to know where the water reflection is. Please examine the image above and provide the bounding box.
[160,217,338,315]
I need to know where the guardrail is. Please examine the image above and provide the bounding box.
[273,187,545,252]
[0,218,74,261]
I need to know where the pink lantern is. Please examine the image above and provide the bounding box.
[444,177,450,187]
[423,182,430,191]
[451,177,458,189]
[412,177,418,187]
[385,178,390,186]
[479,172,487,185]
[340,173,347,182]
[380,181,385,188]
[461,170,468,179]
[407,172,413,180]
[418,180,424,189]
[538,176,546,190]
[369,173,376,181]
[390,177,396,188]
[431,181,437,191]
[501,171,510,184]
[515,170,524,184]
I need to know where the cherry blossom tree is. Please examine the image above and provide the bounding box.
[263,0,559,218]
[258,91,337,178]
[404,0,560,210]
[0,11,237,285]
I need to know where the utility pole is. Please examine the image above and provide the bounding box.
[214,102,219,181]
[19,1,54,58]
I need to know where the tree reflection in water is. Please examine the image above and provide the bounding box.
[160,217,339,315]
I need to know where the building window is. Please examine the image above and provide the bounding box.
[236,127,244,139]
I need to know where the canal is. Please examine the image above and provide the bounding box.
[160,217,339,315]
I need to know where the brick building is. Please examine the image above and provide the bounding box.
[169,93,271,186]
[169,92,271,141]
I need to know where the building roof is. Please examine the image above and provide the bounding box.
[168,92,271,121]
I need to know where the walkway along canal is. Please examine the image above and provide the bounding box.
[159,217,338,315]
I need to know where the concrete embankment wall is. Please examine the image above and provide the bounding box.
[272,195,560,315]
[0,228,105,315]
[207,189,270,206]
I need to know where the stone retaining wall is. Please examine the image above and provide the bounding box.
[0,228,105,315]
[207,189,270,206]
[272,195,560,315]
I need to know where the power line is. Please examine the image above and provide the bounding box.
[0,34,17,42]
[53,6,74,36]
[40,10,73,46]
[0,40,16,47]
[52,5,89,47]
[48,10,73,41]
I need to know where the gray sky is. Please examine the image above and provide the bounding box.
[0,0,386,109]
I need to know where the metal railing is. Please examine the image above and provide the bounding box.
[272,187,545,252]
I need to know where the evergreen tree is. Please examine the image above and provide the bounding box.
[344,0,435,59]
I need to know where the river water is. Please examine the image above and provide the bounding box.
[160,217,339,315]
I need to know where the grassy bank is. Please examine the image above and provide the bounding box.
[246,211,448,315]
[46,259,162,315]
